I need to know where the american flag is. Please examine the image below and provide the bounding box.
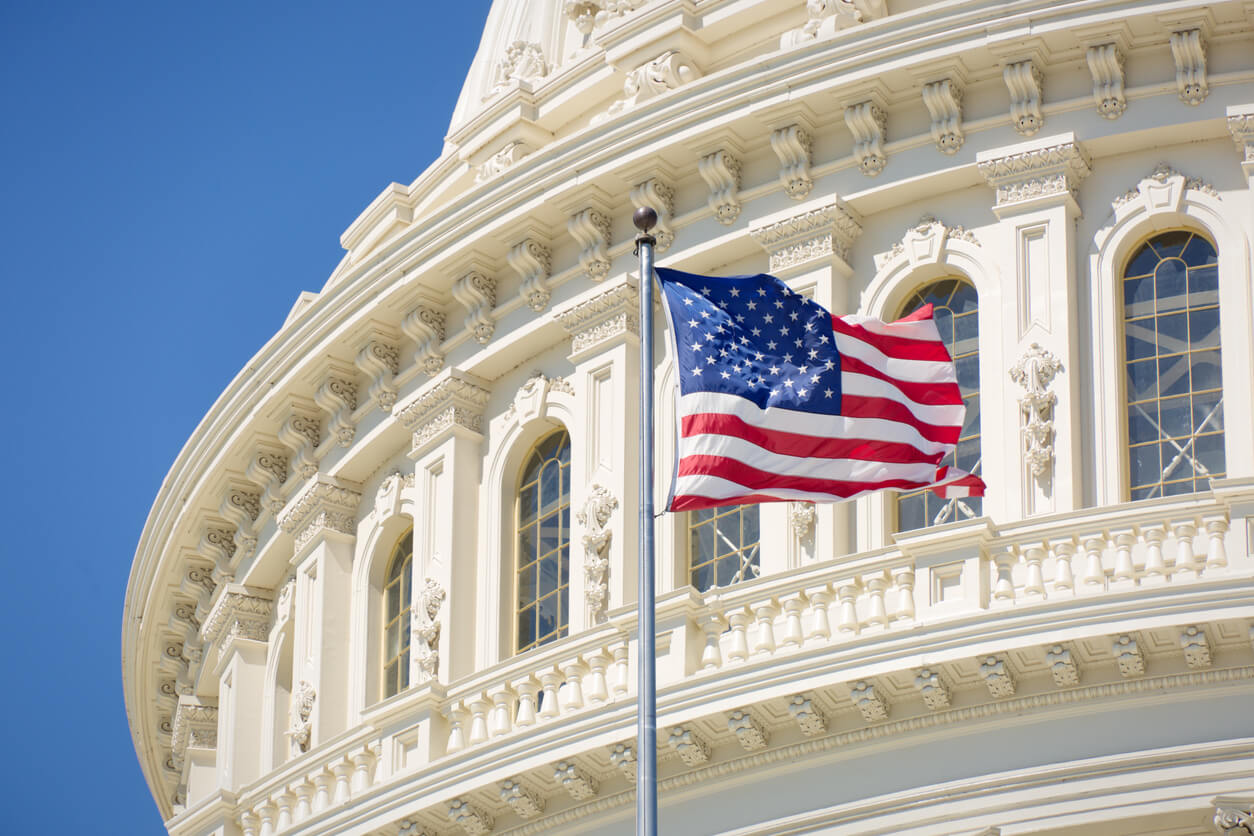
[656,267,986,512]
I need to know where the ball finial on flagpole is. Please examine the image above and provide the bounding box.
[633,206,657,233]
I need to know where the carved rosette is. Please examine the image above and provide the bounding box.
[412,578,446,683]
[577,484,618,623]
[1009,343,1062,479]
[977,138,1091,213]
[556,276,640,358]
[277,476,362,552]
[748,196,863,273]
[395,370,491,458]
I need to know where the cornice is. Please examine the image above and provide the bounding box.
[276,476,362,553]
[976,131,1092,215]
[748,195,863,274]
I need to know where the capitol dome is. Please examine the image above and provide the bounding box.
[123,0,1254,834]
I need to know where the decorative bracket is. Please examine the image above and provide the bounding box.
[629,176,676,251]
[1003,60,1044,136]
[697,145,743,225]
[567,206,613,282]
[770,123,815,198]
[844,100,888,175]
[1170,29,1208,105]
[507,235,553,312]
[922,79,964,154]
[1085,44,1126,119]
[314,366,358,448]
[452,268,497,345]
[401,298,446,377]
[355,329,401,411]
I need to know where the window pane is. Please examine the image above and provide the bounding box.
[515,430,571,653]
[1122,232,1224,499]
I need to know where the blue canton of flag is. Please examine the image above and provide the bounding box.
[659,269,842,413]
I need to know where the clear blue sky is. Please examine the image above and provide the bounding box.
[0,2,492,831]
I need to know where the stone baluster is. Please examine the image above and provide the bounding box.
[561,659,586,712]
[350,745,377,793]
[445,703,469,753]
[275,791,295,831]
[311,769,333,813]
[240,812,259,836]
[699,612,726,670]
[726,607,752,662]
[489,687,515,737]
[467,696,491,745]
[1053,540,1076,593]
[256,802,277,836]
[1022,545,1046,598]
[1172,522,1199,579]
[294,780,314,822]
[1142,526,1167,583]
[780,596,805,648]
[331,757,353,805]
[752,599,779,655]
[539,668,563,720]
[864,571,890,627]
[1204,517,1229,571]
[611,642,631,697]
[1082,536,1107,590]
[513,677,540,728]
[585,652,610,704]
[992,549,1016,604]
[836,580,860,634]
[892,567,916,621]
[1111,530,1137,586]
[804,585,832,641]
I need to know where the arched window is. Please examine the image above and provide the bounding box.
[516,430,571,652]
[382,530,413,698]
[896,279,982,531]
[688,505,760,592]
[1124,230,1224,499]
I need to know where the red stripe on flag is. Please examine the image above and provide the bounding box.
[680,412,946,465]
[840,355,963,405]
[830,314,955,362]
[838,395,962,445]
[677,454,949,499]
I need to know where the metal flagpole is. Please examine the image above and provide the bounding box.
[633,206,659,836]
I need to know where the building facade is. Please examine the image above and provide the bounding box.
[123,1,1254,833]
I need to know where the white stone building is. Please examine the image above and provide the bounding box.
[122,1,1254,833]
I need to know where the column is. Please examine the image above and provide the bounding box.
[977,132,1091,518]
[396,368,491,684]
[556,275,641,613]
[277,477,362,747]
[200,585,273,791]
[748,194,864,568]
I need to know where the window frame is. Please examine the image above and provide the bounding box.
[513,428,572,654]
[381,528,414,699]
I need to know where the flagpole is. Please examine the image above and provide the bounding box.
[633,206,659,836]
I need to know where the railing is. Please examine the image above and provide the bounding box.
[226,484,1252,834]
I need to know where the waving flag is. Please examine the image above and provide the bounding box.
[657,267,986,512]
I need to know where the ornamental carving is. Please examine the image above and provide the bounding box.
[488,41,547,97]
[373,471,412,521]
[401,301,447,377]
[698,148,742,225]
[1112,163,1219,208]
[780,0,885,47]
[977,139,1091,209]
[565,0,646,38]
[596,50,701,124]
[277,477,362,551]
[288,680,316,754]
[556,277,640,356]
[477,140,532,183]
[577,484,617,623]
[1008,343,1062,478]
[504,373,572,425]
[278,410,321,479]
[413,578,446,683]
[171,700,218,767]
[887,215,979,262]
[1229,111,1254,164]
[200,588,273,649]
[788,501,816,541]
[452,270,497,345]
[1169,29,1207,105]
[395,372,490,456]
[922,78,964,153]
[749,197,863,271]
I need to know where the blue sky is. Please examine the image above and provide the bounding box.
[0,2,491,831]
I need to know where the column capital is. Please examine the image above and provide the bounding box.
[748,194,863,276]
[171,696,218,769]
[201,584,273,665]
[555,273,640,362]
[976,132,1091,217]
[277,475,362,554]
[1227,104,1254,178]
[394,368,491,459]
